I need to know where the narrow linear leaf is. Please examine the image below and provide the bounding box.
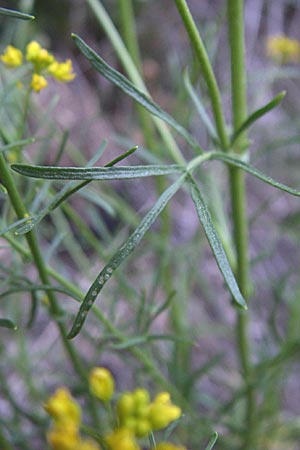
[13,145,137,235]
[0,7,35,20]
[211,152,300,197]
[0,137,35,153]
[26,291,38,329]
[204,432,218,450]
[231,91,286,145]
[112,334,192,349]
[111,336,148,349]
[0,285,81,303]
[0,318,17,330]
[72,33,201,152]
[0,217,34,237]
[183,70,218,143]
[11,163,184,180]
[188,175,247,309]
[68,175,186,339]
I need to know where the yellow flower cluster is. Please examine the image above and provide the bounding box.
[0,41,75,92]
[44,367,185,450]
[44,388,100,450]
[266,35,300,64]
[116,389,181,438]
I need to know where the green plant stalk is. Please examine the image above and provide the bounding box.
[0,153,100,425]
[86,0,185,165]
[227,1,255,448]
[173,0,229,151]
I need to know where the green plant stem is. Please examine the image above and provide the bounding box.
[173,0,229,151]
[227,1,255,449]
[0,153,100,425]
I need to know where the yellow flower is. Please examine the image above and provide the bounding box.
[26,40,54,70]
[47,424,80,450]
[47,59,76,82]
[44,388,81,427]
[30,73,48,92]
[89,367,115,402]
[266,35,300,64]
[76,438,102,450]
[0,45,23,67]
[148,392,181,431]
[154,443,187,450]
[106,428,140,450]
[117,389,152,437]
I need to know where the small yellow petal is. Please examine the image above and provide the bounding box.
[30,73,48,92]
[0,45,23,67]
[44,388,81,427]
[47,59,76,82]
[89,367,114,402]
[106,428,140,450]
[153,443,187,450]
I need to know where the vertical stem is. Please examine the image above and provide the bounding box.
[0,152,99,425]
[227,1,255,449]
[173,0,229,151]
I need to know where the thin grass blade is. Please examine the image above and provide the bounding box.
[211,152,300,196]
[72,33,201,152]
[68,175,186,339]
[188,175,247,309]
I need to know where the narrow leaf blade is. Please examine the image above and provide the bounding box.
[11,164,183,180]
[211,152,300,197]
[231,91,286,145]
[0,7,35,20]
[68,175,186,339]
[188,175,247,309]
[204,432,218,450]
[72,33,201,151]
[0,318,17,330]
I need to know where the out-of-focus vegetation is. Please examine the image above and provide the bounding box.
[1,1,300,450]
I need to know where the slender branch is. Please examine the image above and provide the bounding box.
[173,0,229,151]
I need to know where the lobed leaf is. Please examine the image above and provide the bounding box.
[211,152,300,197]
[188,175,247,309]
[72,33,201,152]
[67,175,186,339]
[11,163,184,180]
